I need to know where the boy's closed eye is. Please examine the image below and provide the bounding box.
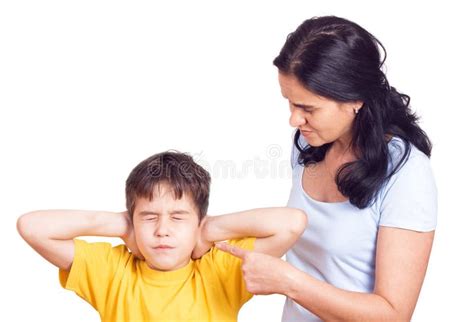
[143,216,185,221]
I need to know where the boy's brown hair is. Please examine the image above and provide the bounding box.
[125,150,211,224]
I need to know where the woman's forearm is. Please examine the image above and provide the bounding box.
[203,207,306,242]
[284,266,401,321]
[17,210,129,240]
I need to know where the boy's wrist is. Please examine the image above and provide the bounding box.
[201,215,233,243]
[92,211,130,238]
[117,211,132,239]
[200,216,212,243]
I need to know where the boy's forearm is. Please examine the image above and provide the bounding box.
[18,210,129,240]
[203,207,306,242]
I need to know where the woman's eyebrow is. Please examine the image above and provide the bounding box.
[292,102,315,108]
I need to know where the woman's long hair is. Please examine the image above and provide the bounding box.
[273,16,432,209]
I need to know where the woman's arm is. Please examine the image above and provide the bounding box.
[283,227,435,321]
[16,210,130,270]
[203,207,308,257]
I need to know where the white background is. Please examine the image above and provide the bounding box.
[1,0,472,321]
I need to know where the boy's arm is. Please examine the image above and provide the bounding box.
[203,207,307,257]
[16,210,130,270]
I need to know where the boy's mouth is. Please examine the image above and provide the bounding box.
[153,245,174,249]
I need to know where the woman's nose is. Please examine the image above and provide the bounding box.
[289,108,306,128]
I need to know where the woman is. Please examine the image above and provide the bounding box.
[217,15,437,321]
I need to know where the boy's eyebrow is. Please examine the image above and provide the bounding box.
[169,210,191,215]
[138,210,191,216]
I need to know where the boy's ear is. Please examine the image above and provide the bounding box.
[199,215,208,227]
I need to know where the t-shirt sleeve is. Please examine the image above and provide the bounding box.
[378,154,438,232]
[210,237,256,309]
[58,238,130,312]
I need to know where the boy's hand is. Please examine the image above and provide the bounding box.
[191,216,213,260]
[120,211,145,260]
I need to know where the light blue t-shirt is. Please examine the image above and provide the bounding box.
[282,133,437,322]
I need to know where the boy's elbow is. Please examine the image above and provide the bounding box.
[17,211,42,241]
[16,214,28,237]
[289,209,308,235]
[17,213,33,240]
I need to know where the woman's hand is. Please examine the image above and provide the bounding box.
[215,242,296,295]
[192,216,214,260]
[120,211,145,260]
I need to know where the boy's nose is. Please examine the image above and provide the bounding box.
[154,219,171,237]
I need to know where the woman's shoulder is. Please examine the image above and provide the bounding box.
[380,135,436,203]
[387,136,431,174]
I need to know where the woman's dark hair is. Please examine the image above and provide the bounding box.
[273,15,432,209]
[125,150,211,224]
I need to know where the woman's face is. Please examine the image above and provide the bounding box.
[278,72,363,147]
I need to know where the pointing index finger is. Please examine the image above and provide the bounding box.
[215,242,248,259]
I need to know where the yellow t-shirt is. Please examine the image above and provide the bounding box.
[59,237,256,322]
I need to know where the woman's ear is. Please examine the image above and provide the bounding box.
[352,101,364,114]
[354,101,364,110]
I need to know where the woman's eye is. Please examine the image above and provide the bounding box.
[172,217,184,221]
[144,216,156,221]
[303,106,317,112]
[290,102,314,113]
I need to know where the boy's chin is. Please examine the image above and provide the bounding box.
[145,257,191,272]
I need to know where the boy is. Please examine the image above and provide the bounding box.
[17,150,307,322]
